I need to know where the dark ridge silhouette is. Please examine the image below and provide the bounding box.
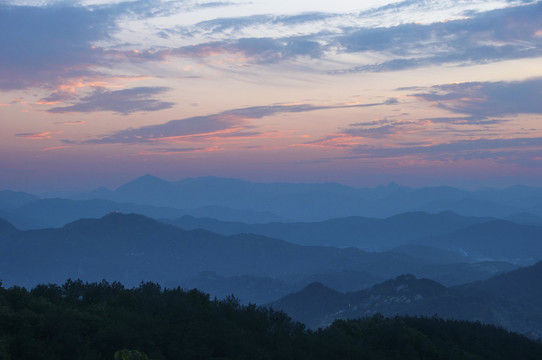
[0,217,18,239]
[270,261,542,338]
[4,197,285,229]
[179,269,383,305]
[422,220,542,263]
[164,211,494,250]
[0,213,516,291]
[69,174,542,220]
[504,212,542,226]
[2,280,542,359]
[0,189,39,209]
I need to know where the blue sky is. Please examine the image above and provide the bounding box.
[1,0,542,192]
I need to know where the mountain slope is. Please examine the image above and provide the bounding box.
[0,217,18,241]
[70,175,542,220]
[165,211,493,250]
[3,280,542,360]
[270,261,542,338]
[0,189,39,209]
[422,220,542,263]
[0,213,516,290]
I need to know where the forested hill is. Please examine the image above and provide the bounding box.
[0,212,516,289]
[268,262,542,338]
[1,280,542,360]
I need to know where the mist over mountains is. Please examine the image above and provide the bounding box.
[2,174,542,229]
[1,174,542,340]
[71,174,542,221]
[0,213,519,289]
[269,261,542,339]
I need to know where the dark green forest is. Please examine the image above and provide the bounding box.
[1,279,541,360]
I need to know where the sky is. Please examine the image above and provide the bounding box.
[1,0,542,193]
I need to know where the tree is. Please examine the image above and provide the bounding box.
[114,349,149,360]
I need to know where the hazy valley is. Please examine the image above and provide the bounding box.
[2,175,542,343]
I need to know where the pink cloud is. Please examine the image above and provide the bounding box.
[41,145,73,151]
[53,121,86,125]
[139,146,223,155]
[296,133,364,150]
[15,131,62,140]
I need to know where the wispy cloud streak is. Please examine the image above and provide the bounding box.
[81,99,397,144]
[331,3,542,73]
[15,131,61,140]
[413,78,542,122]
[349,137,542,162]
[48,87,174,114]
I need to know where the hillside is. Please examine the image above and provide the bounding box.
[0,214,516,294]
[2,280,542,360]
[165,211,493,250]
[422,220,542,263]
[269,261,542,338]
[72,175,542,220]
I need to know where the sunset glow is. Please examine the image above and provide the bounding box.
[1,0,542,192]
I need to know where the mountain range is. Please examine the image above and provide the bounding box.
[0,213,518,300]
[3,175,542,229]
[163,211,490,250]
[68,174,542,220]
[165,211,542,264]
[2,175,542,340]
[269,261,542,339]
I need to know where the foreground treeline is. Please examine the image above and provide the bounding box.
[1,280,541,360]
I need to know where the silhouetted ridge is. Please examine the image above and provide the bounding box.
[0,189,39,208]
[167,210,493,250]
[427,219,542,261]
[367,274,447,298]
[269,282,346,328]
[505,212,542,225]
[176,175,248,187]
[271,261,542,338]
[0,217,18,235]
[65,174,542,220]
[63,212,162,230]
[470,260,542,302]
[299,282,341,297]
[3,280,542,359]
[115,174,170,193]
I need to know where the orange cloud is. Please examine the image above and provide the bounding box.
[54,121,86,125]
[295,133,363,150]
[56,77,136,92]
[41,145,73,151]
[139,146,223,155]
[1,98,24,106]
[148,126,246,143]
[150,128,284,144]
[36,99,62,105]
[15,131,62,140]
[40,75,153,106]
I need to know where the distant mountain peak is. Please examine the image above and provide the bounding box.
[0,189,39,208]
[0,217,18,233]
[99,212,154,222]
[438,210,460,216]
[298,282,343,297]
[386,181,401,188]
[134,173,165,183]
[304,281,330,290]
[115,174,169,192]
[63,212,157,230]
[374,181,403,190]
[369,274,447,296]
